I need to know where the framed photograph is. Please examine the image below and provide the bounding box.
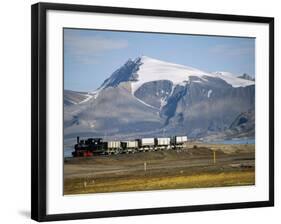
[31,2,274,222]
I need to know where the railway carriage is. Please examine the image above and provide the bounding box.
[155,137,171,150]
[121,141,138,153]
[171,136,188,149]
[104,141,122,155]
[137,138,155,151]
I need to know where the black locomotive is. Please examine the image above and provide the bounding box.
[72,137,105,157]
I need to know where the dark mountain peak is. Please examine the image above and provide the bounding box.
[124,58,134,66]
[99,58,141,90]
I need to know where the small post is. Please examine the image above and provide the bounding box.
[144,162,147,172]
[83,180,87,189]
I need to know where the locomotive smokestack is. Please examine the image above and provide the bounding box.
[77,136,80,144]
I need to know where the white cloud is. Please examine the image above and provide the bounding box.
[64,31,128,64]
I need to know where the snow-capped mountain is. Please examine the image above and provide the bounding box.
[100,56,254,92]
[64,56,255,140]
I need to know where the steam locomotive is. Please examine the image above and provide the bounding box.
[72,136,188,157]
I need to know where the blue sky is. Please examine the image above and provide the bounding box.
[64,28,255,92]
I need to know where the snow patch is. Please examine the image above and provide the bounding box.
[65,99,78,105]
[79,93,93,104]
[192,80,203,84]
[207,89,212,98]
[90,90,101,100]
[160,97,167,109]
[212,71,255,88]
[134,96,159,110]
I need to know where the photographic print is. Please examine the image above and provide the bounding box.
[31,3,274,221]
[63,28,255,195]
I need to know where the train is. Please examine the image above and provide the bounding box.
[72,136,188,157]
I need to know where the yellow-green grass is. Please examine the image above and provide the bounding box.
[64,170,254,195]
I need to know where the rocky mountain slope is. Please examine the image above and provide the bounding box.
[64,56,255,140]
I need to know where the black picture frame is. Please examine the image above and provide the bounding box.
[31,2,274,222]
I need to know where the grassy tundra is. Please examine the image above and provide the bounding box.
[64,143,255,195]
